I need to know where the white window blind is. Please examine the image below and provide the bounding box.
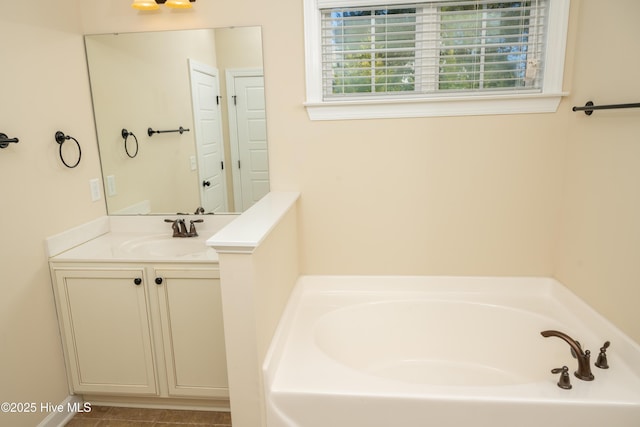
[321,0,547,100]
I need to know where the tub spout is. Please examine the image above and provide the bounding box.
[541,330,594,381]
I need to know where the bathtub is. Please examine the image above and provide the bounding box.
[263,276,640,427]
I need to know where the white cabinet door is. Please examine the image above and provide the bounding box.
[54,268,157,395]
[155,268,228,398]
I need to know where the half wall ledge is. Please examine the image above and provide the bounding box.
[207,191,301,254]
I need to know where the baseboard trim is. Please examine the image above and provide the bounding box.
[36,395,83,427]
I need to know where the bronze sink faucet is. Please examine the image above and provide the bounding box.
[164,218,203,237]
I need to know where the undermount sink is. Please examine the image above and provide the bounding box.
[119,235,212,258]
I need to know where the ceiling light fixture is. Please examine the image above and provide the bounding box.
[165,0,195,8]
[131,0,160,10]
[131,0,195,10]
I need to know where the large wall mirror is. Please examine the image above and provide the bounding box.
[85,27,270,215]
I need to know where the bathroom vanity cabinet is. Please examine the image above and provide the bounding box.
[50,262,228,401]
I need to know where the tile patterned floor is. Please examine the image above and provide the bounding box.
[64,405,232,427]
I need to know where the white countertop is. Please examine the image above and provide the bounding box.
[47,191,300,262]
[50,232,219,263]
[48,214,239,263]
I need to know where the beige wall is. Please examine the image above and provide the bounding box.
[0,1,104,426]
[555,0,640,342]
[80,0,572,277]
[1,1,639,425]
[77,0,640,340]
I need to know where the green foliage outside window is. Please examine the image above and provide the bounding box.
[325,1,536,96]
[439,2,533,91]
[329,8,417,95]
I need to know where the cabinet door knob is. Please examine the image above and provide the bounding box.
[134,278,142,285]
[155,277,163,285]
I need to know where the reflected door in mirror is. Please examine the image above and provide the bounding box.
[190,60,227,212]
[228,71,269,211]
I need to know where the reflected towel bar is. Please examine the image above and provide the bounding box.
[572,100,640,116]
[147,126,190,137]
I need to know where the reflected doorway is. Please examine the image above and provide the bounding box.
[189,59,228,212]
[226,69,270,211]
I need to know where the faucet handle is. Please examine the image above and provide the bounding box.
[188,219,204,237]
[551,366,572,390]
[164,218,183,237]
[595,341,610,369]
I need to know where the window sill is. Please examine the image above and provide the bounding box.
[304,92,569,121]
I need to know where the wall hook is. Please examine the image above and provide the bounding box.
[121,128,139,158]
[0,132,19,149]
[55,131,82,168]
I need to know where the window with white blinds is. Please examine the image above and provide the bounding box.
[303,0,570,120]
[321,1,547,99]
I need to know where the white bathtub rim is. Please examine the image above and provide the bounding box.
[263,274,307,388]
[546,279,640,376]
[268,275,640,376]
[264,275,640,405]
